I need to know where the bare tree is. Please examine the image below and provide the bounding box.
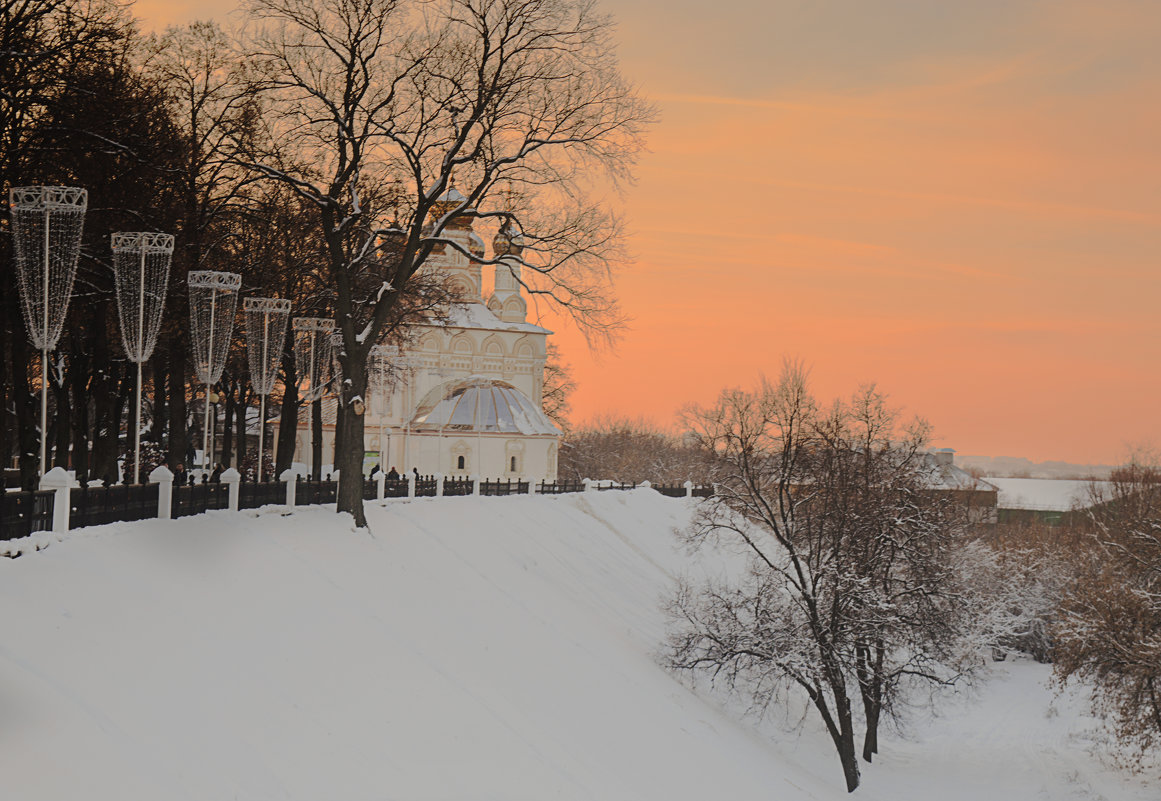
[1055,457,1161,765]
[558,413,708,484]
[666,364,981,792]
[146,20,263,470]
[239,0,653,524]
[541,341,574,431]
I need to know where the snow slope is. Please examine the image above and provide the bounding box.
[0,492,1153,799]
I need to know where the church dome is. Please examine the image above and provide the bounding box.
[492,217,524,258]
[428,183,476,231]
[467,231,486,259]
[410,377,558,435]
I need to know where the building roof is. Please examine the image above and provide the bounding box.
[986,477,1107,512]
[922,453,998,492]
[410,377,560,436]
[439,302,551,335]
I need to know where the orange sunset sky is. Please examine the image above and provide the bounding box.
[136,0,1161,465]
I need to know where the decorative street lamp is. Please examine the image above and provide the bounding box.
[244,297,291,482]
[112,232,174,484]
[292,317,334,479]
[9,186,87,476]
[188,271,241,473]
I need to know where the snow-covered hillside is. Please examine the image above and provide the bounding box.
[0,492,1153,800]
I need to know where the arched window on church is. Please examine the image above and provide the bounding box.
[511,456,517,472]
[457,455,465,470]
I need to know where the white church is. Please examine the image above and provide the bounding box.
[283,186,561,481]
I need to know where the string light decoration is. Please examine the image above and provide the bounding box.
[9,186,88,476]
[292,317,334,477]
[244,297,292,482]
[188,271,242,472]
[112,232,174,484]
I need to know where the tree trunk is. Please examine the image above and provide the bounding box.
[311,398,323,480]
[0,325,11,474]
[168,346,189,471]
[70,349,91,483]
[221,379,236,467]
[836,702,861,793]
[236,387,248,475]
[275,359,298,477]
[335,349,368,527]
[12,332,40,490]
[860,642,885,762]
[52,368,71,469]
[152,356,167,443]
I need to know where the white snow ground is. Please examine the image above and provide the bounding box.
[0,491,1154,800]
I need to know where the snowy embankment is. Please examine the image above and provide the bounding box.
[0,492,1153,800]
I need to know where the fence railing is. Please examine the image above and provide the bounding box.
[0,489,55,539]
[2,467,712,540]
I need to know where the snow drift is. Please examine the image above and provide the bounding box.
[0,491,1152,800]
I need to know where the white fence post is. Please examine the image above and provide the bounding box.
[684,480,693,498]
[435,473,444,497]
[407,472,416,499]
[639,480,651,490]
[374,470,385,501]
[39,466,75,533]
[222,467,241,511]
[527,478,536,495]
[149,464,174,520]
[281,469,297,509]
[583,477,594,493]
[471,475,480,496]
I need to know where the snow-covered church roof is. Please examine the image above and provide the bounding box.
[410,377,560,436]
[441,301,551,335]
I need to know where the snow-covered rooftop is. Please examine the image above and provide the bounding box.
[441,301,551,335]
[986,477,1108,511]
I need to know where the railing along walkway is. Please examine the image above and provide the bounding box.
[2,468,710,544]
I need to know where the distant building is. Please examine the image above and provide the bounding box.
[986,477,1106,525]
[926,448,999,524]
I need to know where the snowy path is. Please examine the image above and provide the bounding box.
[0,492,1154,800]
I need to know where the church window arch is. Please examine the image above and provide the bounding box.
[450,334,475,355]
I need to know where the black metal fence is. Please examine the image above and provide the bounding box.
[385,478,409,498]
[653,484,688,498]
[537,480,585,494]
[70,483,159,528]
[239,481,285,510]
[415,475,438,497]
[480,479,529,496]
[173,481,229,518]
[596,481,636,491]
[0,490,54,539]
[297,478,337,506]
[443,477,474,496]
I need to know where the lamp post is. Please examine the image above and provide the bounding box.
[188,271,241,474]
[9,186,87,476]
[244,297,292,482]
[292,317,334,479]
[112,232,174,484]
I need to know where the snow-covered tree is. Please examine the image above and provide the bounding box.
[666,363,986,793]
[238,0,653,525]
[1055,459,1161,764]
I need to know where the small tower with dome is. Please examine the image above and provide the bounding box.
[488,216,528,323]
